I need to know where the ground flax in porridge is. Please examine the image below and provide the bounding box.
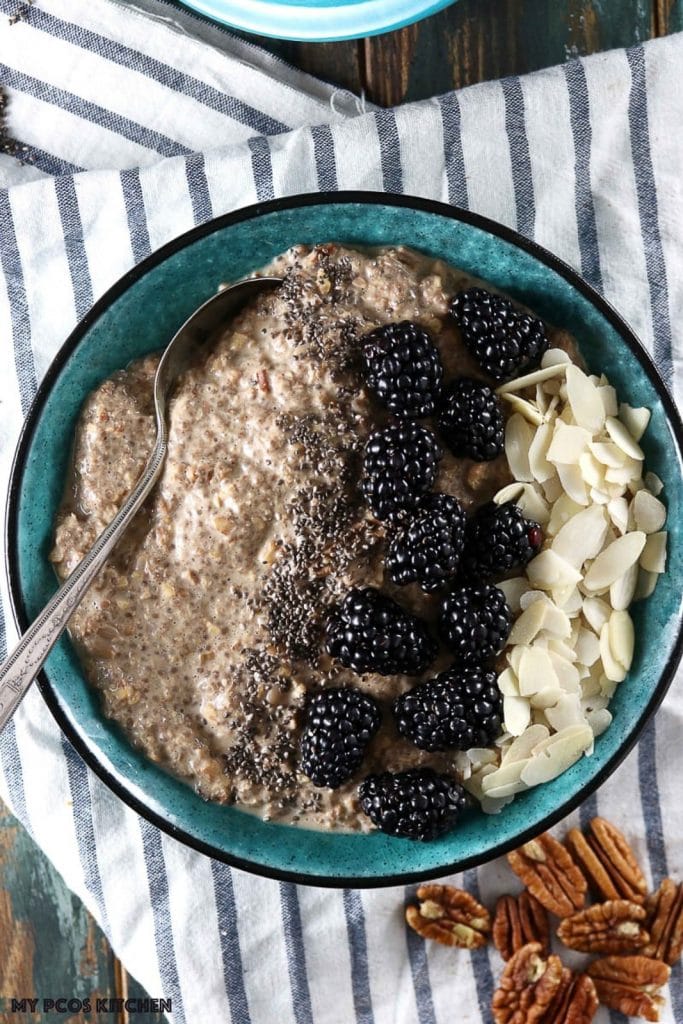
[51,243,579,832]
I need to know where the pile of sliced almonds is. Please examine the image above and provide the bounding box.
[461,349,667,813]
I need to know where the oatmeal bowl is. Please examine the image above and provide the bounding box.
[6,193,683,886]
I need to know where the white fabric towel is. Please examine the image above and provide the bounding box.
[1,2,682,1022]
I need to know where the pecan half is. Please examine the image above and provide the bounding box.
[545,967,599,1024]
[567,817,647,903]
[557,899,649,954]
[405,884,491,949]
[587,955,670,1022]
[644,877,683,965]
[507,833,587,917]
[493,892,549,960]
[492,942,564,1024]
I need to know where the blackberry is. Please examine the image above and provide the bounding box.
[387,494,466,593]
[362,321,443,419]
[393,666,503,752]
[439,583,512,663]
[358,767,467,841]
[361,422,442,522]
[299,687,381,789]
[463,501,543,579]
[450,287,548,383]
[438,378,505,461]
[325,587,437,677]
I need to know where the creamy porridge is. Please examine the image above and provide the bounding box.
[51,243,664,838]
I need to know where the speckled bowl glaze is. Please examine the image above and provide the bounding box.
[6,193,683,886]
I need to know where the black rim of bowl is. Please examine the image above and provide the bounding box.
[6,191,683,888]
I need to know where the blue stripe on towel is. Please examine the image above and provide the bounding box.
[248,137,275,202]
[120,167,152,263]
[139,821,186,1024]
[54,175,93,320]
[438,93,468,209]
[0,64,192,159]
[626,45,673,385]
[500,77,535,239]
[342,889,376,1024]
[0,189,38,415]
[404,886,437,1024]
[311,124,338,192]
[563,59,604,292]
[279,883,315,1024]
[0,3,290,137]
[374,110,403,195]
[463,869,496,1023]
[184,152,213,225]
[210,862,252,1024]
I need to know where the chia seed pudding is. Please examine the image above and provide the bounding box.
[50,243,583,833]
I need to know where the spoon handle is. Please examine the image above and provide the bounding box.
[0,439,167,733]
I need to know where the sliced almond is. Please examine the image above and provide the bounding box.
[537,601,572,638]
[619,402,651,441]
[501,724,550,764]
[518,646,559,696]
[542,474,564,503]
[555,462,590,505]
[546,493,583,536]
[551,585,583,614]
[520,724,593,786]
[589,441,628,468]
[497,578,529,614]
[528,422,554,482]
[608,610,635,672]
[574,627,601,667]
[505,413,534,481]
[496,363,567,394]
[599,622,627,682]
[632,490,666,533]
[503,694,532,736]
[527,549,583,590]
[508,601,548,646]
[634,567,658,600]
[497,668,520,697]
[640,531,667,573]
[597,384,618,418]
[585,706,613,737]
[582,596,612,633]
[644,471,663,496]
[545,692,584,732]
[565,364,606,432]
[541,347,572,368]
[481,765,529,799]
[547,423,592,464]
[530,686,562,709]
[494,482,526,506]
[547,637,578,663]
[610,562,639,611]
[607,496,629,535]
[501,392,544,426]
[578,452,605,489]
[605,457,643,485]
[583,531,647,590]
[547,651,581,692]
[517,484,551,526]
[551,504,608,569]
[605,415,645,460]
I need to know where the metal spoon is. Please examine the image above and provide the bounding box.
[0,274,283,732]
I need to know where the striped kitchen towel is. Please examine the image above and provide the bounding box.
[1,2,683,1021]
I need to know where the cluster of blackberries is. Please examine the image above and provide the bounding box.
[296,290,549,841]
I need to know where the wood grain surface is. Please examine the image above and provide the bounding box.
[2,0,681,1019]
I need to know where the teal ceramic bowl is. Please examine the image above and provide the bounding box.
[7,193,683,886]
[175,0,458,42]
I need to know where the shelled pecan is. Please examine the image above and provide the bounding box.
[545,968,599,1024]
[493,892,549,960]
[644,877,683,965]
[491,942,564,1024]
[507,833,587,917]
[587,955,670,1021]
[405,884,491,949]
[557,899,649,954]
[567,817,647,903]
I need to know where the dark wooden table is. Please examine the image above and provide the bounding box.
[2,0,682,1019]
